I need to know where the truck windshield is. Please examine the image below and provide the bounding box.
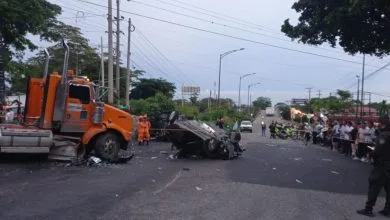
[69,84,90,104]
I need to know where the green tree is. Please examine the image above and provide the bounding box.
[30,24,100,79]
[252,96,272,110]
[129,93,175,115]
[5,60,41,94]
[0,0,62,58]
[281,0,390,56]
[279,105,291,120]
[130,78,176,100]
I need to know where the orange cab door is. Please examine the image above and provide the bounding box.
[60,83,93,133]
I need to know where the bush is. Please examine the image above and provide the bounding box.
[130,93,175,115]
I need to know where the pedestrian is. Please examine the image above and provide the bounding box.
[357,116,390,217]
[261,121,266,136]
[269,121,276,139]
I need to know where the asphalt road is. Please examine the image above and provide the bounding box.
[0,114,387,220]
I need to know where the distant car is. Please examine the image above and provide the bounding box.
[240,120,253,133]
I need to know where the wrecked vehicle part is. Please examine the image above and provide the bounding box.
[166,116,242,160]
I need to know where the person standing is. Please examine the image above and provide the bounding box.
[357,116,390,217]
[261,121,266,137]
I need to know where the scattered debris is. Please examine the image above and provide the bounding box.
[182,168,190,171]
[115,194,119,198]
[295,179,303,184]
[152,179,156,183]
[322,159,332,162]
[160,151,169,155]
[157,167,163,170]
[88,156,102,165]
[150,157,158,160]
[294,158,302,161]
[195,186,202,191]
[272,168,276,170]
[216,169,221,172]
[168,154,175,160]
[331,171,340,175]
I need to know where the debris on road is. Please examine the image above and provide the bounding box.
[295,179,303,184]
[294,157,302,161]
[150,157,158,160]
[331,170,340,175]
[195,186,202,191]
[115,194,119,198]
[157,167,163,170]
[160,151,169,155]
[152,179,156,183]
[88,156,102,164]
[182,168,190,171]
[272,167,276,170]
[168,154,176,160]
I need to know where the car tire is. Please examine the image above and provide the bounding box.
[203,139,220,159]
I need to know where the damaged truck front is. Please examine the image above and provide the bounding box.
[166,111,243,159]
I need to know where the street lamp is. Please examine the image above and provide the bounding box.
[248,82,261,112]
[217,48,245,107]
[238,72,256,112]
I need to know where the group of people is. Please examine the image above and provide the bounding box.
[330,120,378,163]
[137,115,151,145]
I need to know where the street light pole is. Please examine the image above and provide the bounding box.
[217,48,245,107]
[247,82,260,112]
[238,72,256,112]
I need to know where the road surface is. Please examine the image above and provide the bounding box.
[0,114,386,220]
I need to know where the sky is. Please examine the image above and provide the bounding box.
[36,0,390,105]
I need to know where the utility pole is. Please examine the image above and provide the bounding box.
[317,90,321,98]
[107,0,114,104]
[100,36,105,88]
[369,92,372,117]
[306,87,312,113]
[208,90,211,109]
[125,18,135,109]
[360,54,366,118]
[115,0,121,106]
[356,75,360,120]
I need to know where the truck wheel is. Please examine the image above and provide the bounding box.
[95,133,120,162]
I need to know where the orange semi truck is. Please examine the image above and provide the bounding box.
[0,42,133,162]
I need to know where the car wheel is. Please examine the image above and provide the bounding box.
[203,139,220,158]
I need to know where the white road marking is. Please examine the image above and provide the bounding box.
[153,170,182,195]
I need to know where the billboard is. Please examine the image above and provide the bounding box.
[291,98,308,105]
[181,86,200,95]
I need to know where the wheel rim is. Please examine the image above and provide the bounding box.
[104,138,116,155]
[208,139,216,151]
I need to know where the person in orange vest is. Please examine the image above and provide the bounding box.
[145,115,151,145]
[138,116,148,145]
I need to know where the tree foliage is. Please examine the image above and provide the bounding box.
[0,0,62,58]
[281,0,390,56]
[130,93,175,115]
[252,96,272,110]
[130,78,176,100]
[309,90,354,113]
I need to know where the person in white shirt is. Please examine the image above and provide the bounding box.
[331,121,340,151]
[357,122,370,163]
[5,108,14,123]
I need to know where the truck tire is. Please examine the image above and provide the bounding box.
[95,133,120,162]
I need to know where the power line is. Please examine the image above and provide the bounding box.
[74,0,375,67]
[133,0,352,56]
[135,28,198,86]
